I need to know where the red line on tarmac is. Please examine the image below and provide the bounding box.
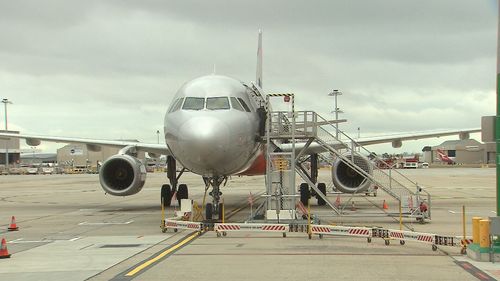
[477,272,491,280]
[455,261,495,281]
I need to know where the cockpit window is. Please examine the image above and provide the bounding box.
[182,97,205,110]
[206,97,230,110]
[169,98,184,113]
[230,97,244,111]
[237,97,251,112]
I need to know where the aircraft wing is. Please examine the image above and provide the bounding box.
[279,128,481,154]
[354,128,481,146]
[0,132,171,156]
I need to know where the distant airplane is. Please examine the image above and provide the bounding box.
[436,148,456,164]
[0,31,480,220]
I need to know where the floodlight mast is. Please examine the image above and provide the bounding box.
[496,2,500,218]
[2,98,12,173]
[328,90,343,139]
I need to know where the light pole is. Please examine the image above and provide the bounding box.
[328,90,343,139]
[2,98,12,172]
[156,130,160,144]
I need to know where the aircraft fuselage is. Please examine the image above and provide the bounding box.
[164,75,264,177]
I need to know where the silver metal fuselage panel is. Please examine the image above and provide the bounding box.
[164,75,262,177]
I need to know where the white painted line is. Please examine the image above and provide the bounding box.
[69,236,82,242]
[9,239,53,244]
[78,220,134,226]
[448,210,486,215]
[8,238,23,243]
[79,208,122,212]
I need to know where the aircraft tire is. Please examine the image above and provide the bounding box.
[218,203,224,220]
[161,184,172,207]
[177,184,188,205]
[206,203,213,220]
[300,183,310,206]
[317,183,327,206]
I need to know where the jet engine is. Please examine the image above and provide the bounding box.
[331,153,373,194]
[99,154,146,196]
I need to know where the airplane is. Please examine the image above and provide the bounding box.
[436,148,456,164]
[0,31,480,220]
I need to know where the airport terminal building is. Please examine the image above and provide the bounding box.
[422,139,495,165]
[0,130,20,165]
[56,143,145,168]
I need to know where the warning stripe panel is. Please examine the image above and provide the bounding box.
[417,235,434,243]
[165,220,201,231]
[348,229,370,236]
[461,239,473,245]
[311,226,331,233]
[262,225,286,231]
[217,225,241,231]
[390,231,405,239]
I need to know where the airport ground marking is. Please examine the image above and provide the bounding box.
[78,220,134,226]
[455,261,496,281]
[8,238,54,244]
[124,230,202,277]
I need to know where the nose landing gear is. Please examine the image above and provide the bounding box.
[203,176,227,221]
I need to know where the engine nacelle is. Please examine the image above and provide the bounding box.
[392,139,402,148]
[99,154,147,196]
[331,153,373,194]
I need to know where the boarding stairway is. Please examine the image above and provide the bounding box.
[263,94,430,221]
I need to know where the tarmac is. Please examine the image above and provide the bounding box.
[0,167,498,280]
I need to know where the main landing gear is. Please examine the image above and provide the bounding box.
[299,182,327,207]
[203,176,227,221]
[161,156,188,207]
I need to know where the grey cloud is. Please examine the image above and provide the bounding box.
[0,0,495,153]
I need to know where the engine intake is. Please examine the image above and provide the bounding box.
[331,153,373,194]
[99,154,146,196]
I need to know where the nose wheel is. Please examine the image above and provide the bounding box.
[203,176,227,221]
[204,202,225,221]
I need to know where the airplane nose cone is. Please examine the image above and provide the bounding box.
[178,117,230,174]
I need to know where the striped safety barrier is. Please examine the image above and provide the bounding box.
[311,225,372,238]
[164,219,202,232]
[214,223,288,236]
[310,224,461,251]
[389,230,435,245]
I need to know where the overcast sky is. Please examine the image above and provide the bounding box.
[0,0,495,154]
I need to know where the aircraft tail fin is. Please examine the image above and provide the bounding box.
[256,29,263,88]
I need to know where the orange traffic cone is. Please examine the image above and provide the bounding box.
[8,216,19,231]
[382,200,389,210]
[0,238,11,259]
[334,195,341,208]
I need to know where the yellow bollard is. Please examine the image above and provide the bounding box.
[479,219,490,248]
[472,217,482,244]
[399,201,402,231]
[307,198,311,239]
[222,199,225,224]
[161,198,165,231]
[462,206,466,243]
